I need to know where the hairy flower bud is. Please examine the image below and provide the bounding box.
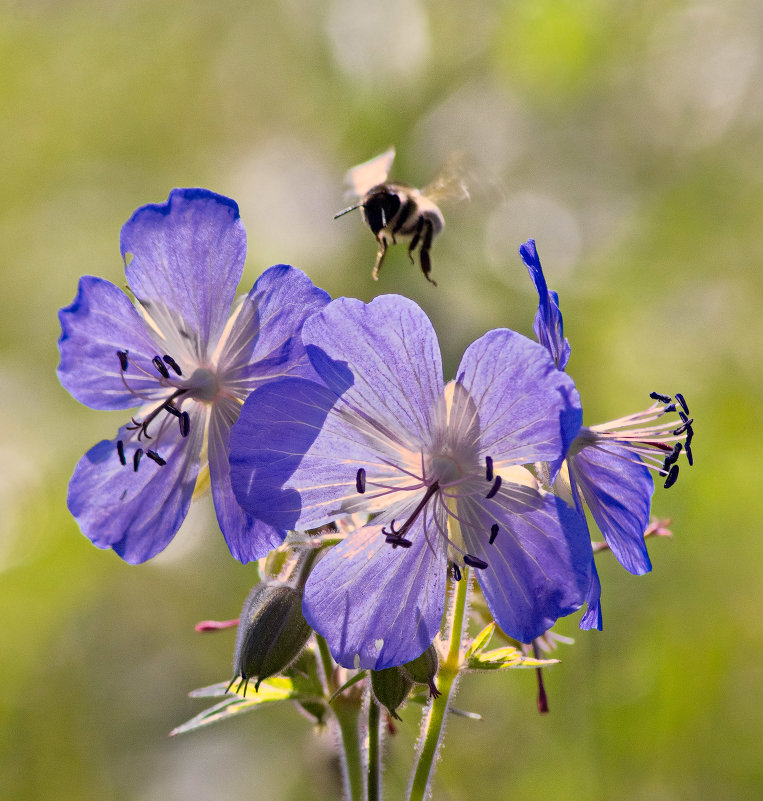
[229,582,313,694]
[400,644,441,698]
[370,666,414,720]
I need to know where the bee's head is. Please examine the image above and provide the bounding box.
[361,186,402,235]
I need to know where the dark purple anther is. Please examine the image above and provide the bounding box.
[485,456,494,482]
[356,468,366,494]
[673,417,693,436]
[179,411,191,437]
[117,350,129,371]
[116,439,126,466]
[485,475,502,499]
[663,442,682,471]
[675,392,689,415]
[163,355,182,376]
[650,391,672,403]
[463,553,488,570]
[664,403,677,414]
[133,448,144,472]
[152,356,170,379]
[685,426,694,466]
[163,402,181,418]
[489,523,499,544]
[382,520,411,548]
[452,563,462,582]
[146,450,167,466]
[663,464,679,489]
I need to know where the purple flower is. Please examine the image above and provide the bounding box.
[520,239,694,628]
[230,294,592,669]
[58,188,329,564]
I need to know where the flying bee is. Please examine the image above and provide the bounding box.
[334,147,469,286]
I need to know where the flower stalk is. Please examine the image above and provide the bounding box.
[332,695,365,801]
[368,696,382,801]
[407,567,471,801]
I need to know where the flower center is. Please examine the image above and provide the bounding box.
[112,349,193,472]
[428,450,465,486]
[354,447,499,572]
[186,366,222,404]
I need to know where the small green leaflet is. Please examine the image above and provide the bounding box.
[467,646,558,672]
[464,622,496,661]
[463,621,559,671]
[171,675,323,736]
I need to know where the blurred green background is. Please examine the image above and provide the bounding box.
[1,0,761,799]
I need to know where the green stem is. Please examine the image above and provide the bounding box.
[317,635,365,801]
[368,696,381,801]
[333,695,365,801]
[316,634,337,694]
[407,569,471,801]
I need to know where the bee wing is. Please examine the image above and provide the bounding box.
[344,147,396,197]
[421,151,472,205]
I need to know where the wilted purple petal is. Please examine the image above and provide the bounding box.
[519,239,571,370]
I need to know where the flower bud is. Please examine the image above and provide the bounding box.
[400,644,441,698]
[230,582,313,694]
[370,666,413,721]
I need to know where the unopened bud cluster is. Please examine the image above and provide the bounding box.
[229,582,312,694]
[371,644,440,719]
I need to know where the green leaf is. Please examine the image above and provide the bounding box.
[328,670,367,703]
[466,645,559,672]
[464,622,495,661]
[172,676,322,736]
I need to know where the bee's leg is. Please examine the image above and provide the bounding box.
[372,235,388,281]
[408,217,425,265]
[419,219,437,286]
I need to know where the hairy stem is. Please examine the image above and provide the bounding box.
[316,634,337,694]
[333,695,365,801]
[316,635,364,801]
[407,568,471,801]
[368,696,381,801]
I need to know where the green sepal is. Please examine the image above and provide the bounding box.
[400,644,439,686]
[370,666,413,720]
